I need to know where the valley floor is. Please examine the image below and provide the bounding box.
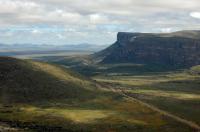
[0,97,195,132]
[0,55,200,131]
[94,69,200,131]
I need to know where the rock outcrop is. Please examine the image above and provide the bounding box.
[94,30,200,68]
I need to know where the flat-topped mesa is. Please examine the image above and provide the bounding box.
[117,30,200,44]
[94,30,200,68]
[117,32,157,46]
[117,32,140,46]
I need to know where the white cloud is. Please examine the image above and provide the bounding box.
[57,34,65,39]
[0,0,41,14]
[0,31,13,37]
[0,0,200,45]
[65,28,76,32]
[47,9,82,23]
[160,28,172,33]
[190,12,200,19]
[31,29,42,34]
[0,0,200,27]
[89,14,109,24]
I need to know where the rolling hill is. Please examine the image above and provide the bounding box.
[94,30,200,68]
[0,57,98,104]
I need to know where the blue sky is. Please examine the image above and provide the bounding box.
[0,0,200,45]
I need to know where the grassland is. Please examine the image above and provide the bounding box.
[23,54,200,131]
[0,96,193,132]
[0,49,93,59]
[0,57,197,131]
[93,67,200,127]
[15,51,93,59]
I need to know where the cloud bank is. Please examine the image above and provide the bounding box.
[0,0,200,45]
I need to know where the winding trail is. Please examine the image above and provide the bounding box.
[108,86,200,131]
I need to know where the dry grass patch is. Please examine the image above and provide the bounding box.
[129,90,200,100]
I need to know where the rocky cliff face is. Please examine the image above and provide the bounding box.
[94,30,200,68]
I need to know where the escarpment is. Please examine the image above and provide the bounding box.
[94,30,200,68]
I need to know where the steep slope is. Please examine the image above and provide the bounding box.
[0,57,97,104]
[94,30,200,68]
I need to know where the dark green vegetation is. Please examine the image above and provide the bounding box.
[32,55,179,77]
[0,57,98,103]
[0,57,197,132]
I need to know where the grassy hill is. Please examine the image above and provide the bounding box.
[190,65,200,75]
[0,57,98,104]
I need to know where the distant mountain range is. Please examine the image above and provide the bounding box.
[0,43,107,57]
[0,43,107,52]
[94,30,200,68]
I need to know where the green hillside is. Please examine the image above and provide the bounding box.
[0,57,98,104]
[190,65,200,75]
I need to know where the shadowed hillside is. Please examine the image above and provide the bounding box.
[0,57,98,104]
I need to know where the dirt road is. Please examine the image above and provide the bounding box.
[109,86,200,131]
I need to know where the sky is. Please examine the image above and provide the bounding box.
[0,0,200,45]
